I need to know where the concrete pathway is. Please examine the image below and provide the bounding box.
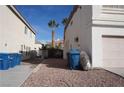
[105,67,124,78]
[0,64,34,87]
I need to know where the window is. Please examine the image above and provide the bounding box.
[21,45,23,51]
[26,47,28,56]
[29,47,31,51]
[24,26,28,34]
[26,51,28,56]
[24,45,25,50]
[26,47,28,51]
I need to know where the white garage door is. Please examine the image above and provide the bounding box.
[102,36,124,67]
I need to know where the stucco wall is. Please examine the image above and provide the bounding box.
[93,6,124,21]
[64,5,92,60]
[92,5,124,67]
[0,6,35,55]
[64,5,124,68]
[92,26,124,67]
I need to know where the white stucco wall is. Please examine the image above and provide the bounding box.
[92,5,124,67]
[0,6,36,55]
[92,27,124,67]
[64,5,92,60]
[64,5,124,68]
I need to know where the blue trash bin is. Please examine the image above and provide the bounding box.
[8,53,16,68]
[16,53,22,65]
[13,53,18,66]
[69,49,80,70]
[9,53,22,67]
[0,58,3,70]
[0,53,9,70]
[0,53,22,70]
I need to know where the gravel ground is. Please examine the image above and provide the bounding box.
[21,59,124,87]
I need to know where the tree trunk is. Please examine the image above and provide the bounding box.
[52,30,55,48]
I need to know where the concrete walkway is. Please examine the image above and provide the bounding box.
[0,64,34,87]
[105,67,124,78]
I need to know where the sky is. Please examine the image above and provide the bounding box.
[15,5,73,43]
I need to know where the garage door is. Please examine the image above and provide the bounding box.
[102,36,124,67]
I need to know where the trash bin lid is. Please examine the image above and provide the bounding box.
[69,48,80,54]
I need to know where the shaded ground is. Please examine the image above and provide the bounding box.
[22,58,43,64]
[21,59,124,87]
[22,58,43,68]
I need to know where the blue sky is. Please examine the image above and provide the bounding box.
[15,5,73,43]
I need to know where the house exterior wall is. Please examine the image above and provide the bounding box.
[0,6,36,59]
[92,5,124,67]
[92,27,124,67]
[64,5,124,67]
[34,44,42,56]
[64,5,92,60]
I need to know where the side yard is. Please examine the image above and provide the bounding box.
[21,59,124,87]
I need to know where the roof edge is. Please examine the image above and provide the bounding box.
[64,5,80,41]
[7,5,36,35]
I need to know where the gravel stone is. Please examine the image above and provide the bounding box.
[21,59,124,87]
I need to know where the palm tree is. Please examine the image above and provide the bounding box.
[62,17,69,26]
[62,18,69,43]
[48,20,59,48]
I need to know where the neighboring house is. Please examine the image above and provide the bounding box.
[64,5,124,68]
[0,5,37,60]
[34,40,42,57]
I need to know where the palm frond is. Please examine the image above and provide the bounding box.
[62,17,69,26]
[48,20,59,29]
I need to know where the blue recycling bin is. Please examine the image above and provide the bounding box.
[0,53,9,70]
[0,53,22,70]
[68,49,80,70]
[9,53,22,67]
[15,53,22,65]
[0,58,3,70]
[8,53,16,67]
